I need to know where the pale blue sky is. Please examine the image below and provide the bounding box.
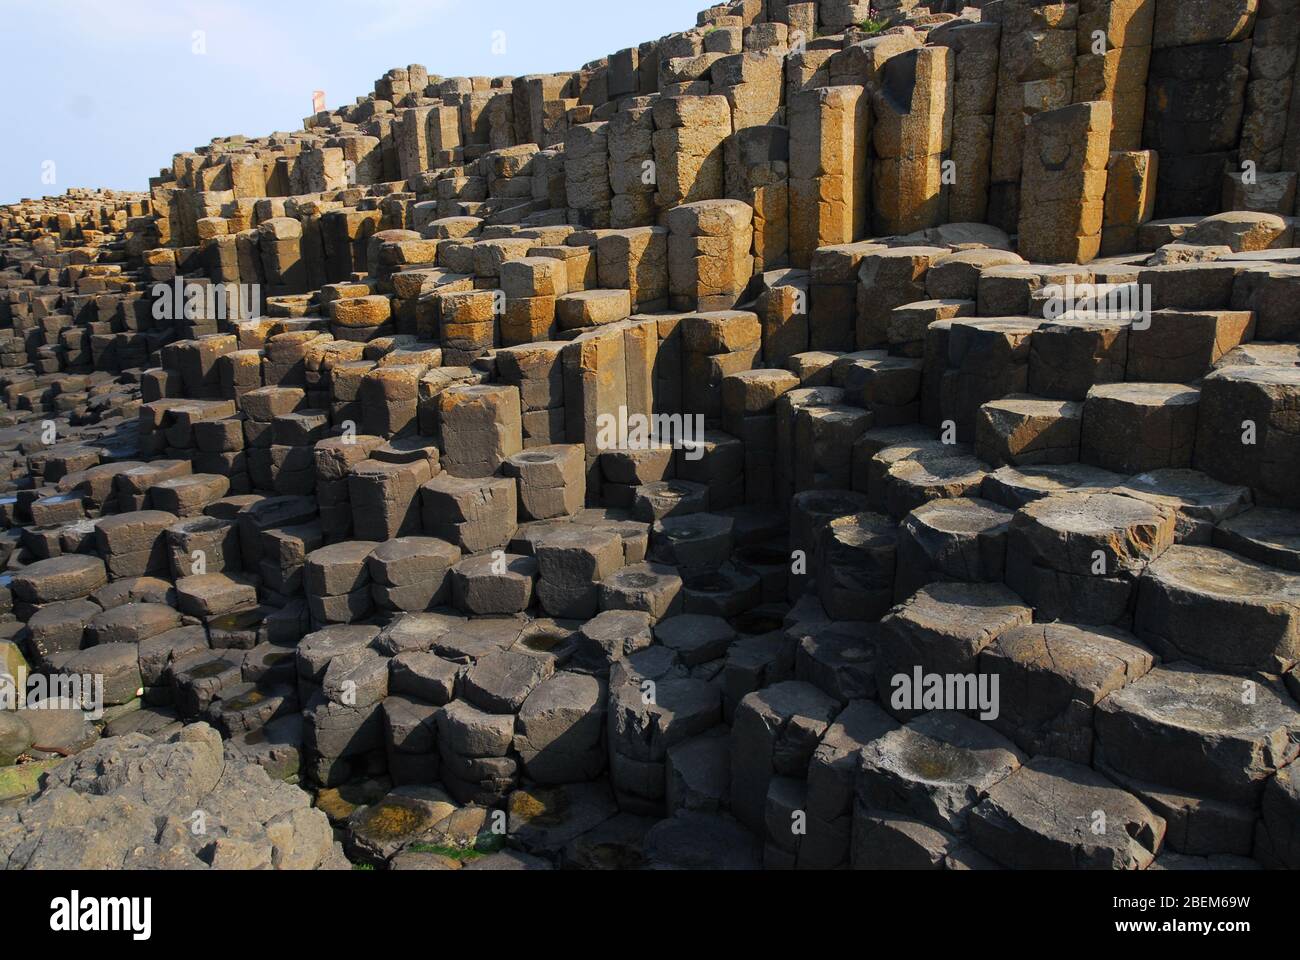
[0,0,706,204]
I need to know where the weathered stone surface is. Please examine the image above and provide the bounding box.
[462,649,555,715]
[969,755,1166,870]
[1135,544,1300,673]
[1256,763,1300,869]
[859,712,1026,835]
[851,809,993,870]
[641,810,761,869]
[982,622,1155,764]
[8,0,1300,877]
[1082,382,1200,475]
[1194,366,1300,509]
[876,582,1033,713]
[1095,664,1300,806]
[1214,508,1300,572]
[0,725,343,870]
[895,497,1013,600]
[666,728,731,816]
[1005,492,1177,625]
[1019,102,1112,264]
[514,671,607,784]
[731,680,840,832]
[1116,470,1251,545]
[11,556,106,605]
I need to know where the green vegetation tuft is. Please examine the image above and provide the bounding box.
[407,843,485,862]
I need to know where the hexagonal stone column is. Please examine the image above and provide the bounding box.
[730,680,843,831]
[815,511,897,620]
[1096,663,1300,807]
[608,664,722,815]
[980,621,1156,764]
[1213,508,1300,573]
[1194,366,1300,509]
[514,671,607,785]
[1256,764,1300,869]
[502,444,585,520]
[875,582,1032,716]
[1135,545,1300,674]
[1081,382,1200,474]
[976,396,1084,467]
[968,756,1165,869]
[1115,469,1251,545]
[1005,492,1177,625]
[895,496,1012,600]
[802,701,898,868]
[859,711,1026,835]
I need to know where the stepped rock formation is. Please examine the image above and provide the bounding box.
[1,0,1300,872]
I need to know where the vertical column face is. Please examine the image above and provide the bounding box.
[933,20,1001,223]
[1284,34,1300,179]
[711,51,785,132]
[609,101,658,228]
[651,95,733,215]
[596,228,669,312]
[1134,0,1259,216]
[300,148,347,195]
[785,48,833,114]
[1237,0,1298,173]
[227,157,266,200]
[609,47,641,101]
[1072,0,1155,153]
[437,385,523,479]
[666,200,755,311]
[428,104,463,156]
[755,270,809,367]
[784,2,817,45]
[564,122,612,228]
[989,1,1080,231]
[788,85,869,268]
[397,106,432,182]
[511,76,534,146]
[486,92,516,151]
[872,46,955,236]
[528,75,573,146]
[333,136,382,186]
[1019,100,1113,264]
[1144,40,1251,216]
[726,124,791,273]
[1101,148,1158,254]
[256,217,307,295]
[460,91,494,147]
[563,328,628,497]
[1151,0,1258,50]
